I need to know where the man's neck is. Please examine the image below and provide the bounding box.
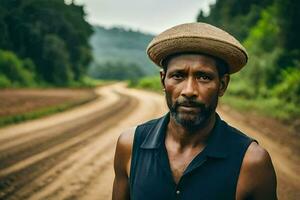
[166,113,216,151]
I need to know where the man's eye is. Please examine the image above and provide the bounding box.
[198,75,212,81]
[172,73,184,80]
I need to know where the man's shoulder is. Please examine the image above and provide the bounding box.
[117,115,166,149]
[220,118,255,144]
[114,127,137,178]
[117,127,136,150]
[237,142,277,199]
[243,142,273,171]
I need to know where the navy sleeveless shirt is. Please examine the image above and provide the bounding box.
[129,113,255,200]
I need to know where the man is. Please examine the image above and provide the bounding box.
[112,23,277,200]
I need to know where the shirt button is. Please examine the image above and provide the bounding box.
[176,190,180,195]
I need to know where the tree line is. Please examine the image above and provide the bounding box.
[0,0,93,87]
[88,61,145,82]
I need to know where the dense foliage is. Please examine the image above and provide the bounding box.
[197,0,300,117]
[0,0,93,86]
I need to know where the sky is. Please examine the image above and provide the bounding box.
[67,0,216,34]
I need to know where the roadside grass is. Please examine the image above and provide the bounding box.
[220,95,300,121]
[68,76,114,88]
[128,76,162,93]
[0,76,112,89]
[0,95,97,128]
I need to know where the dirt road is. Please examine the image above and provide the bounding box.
[0,83,298,200]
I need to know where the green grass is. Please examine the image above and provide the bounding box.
[0,95,97,128]
[128,76,162,92]
[0,76,112,89]
[68,76,113,88]
[221,95,300,121]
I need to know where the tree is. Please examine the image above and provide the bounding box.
[197,0,272,40]
[41,35,73,85]
[0,0,93,85]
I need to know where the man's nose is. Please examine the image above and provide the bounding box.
[181,77,198,98]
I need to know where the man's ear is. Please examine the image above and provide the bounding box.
[160,69,166,89]
[218,74,230,97]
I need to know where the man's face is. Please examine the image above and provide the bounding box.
[161,54,229,131]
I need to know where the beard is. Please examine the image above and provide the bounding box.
[165,92,218,132]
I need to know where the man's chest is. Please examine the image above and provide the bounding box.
[132,149,238,200]
[166,145,205,184]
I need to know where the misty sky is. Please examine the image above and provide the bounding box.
[69,0,216,34]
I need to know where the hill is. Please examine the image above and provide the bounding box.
[88,26,158,79]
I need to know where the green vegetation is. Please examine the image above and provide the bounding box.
[0,3,158,87]
[197,0,300,121]
[0,50,36,87]
[221,96,299,121]
[128,76,162,93]
[68,76,112,88]
[0,0,93,87]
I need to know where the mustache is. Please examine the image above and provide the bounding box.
[174,97,205,108]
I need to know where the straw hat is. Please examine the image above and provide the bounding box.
[146,22,248,74]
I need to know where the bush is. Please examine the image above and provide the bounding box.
[272,67,300,105]
[226,75,256,98]
[137,76,162,91]
[0,49,36,87]
[0,74,11,88]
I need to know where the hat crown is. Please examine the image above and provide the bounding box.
[147,22,248,74]
[148,22,246,54]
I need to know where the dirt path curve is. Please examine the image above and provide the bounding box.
[0,83,298,200]
[0,83,167,200]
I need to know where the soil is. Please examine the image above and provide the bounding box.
[0,88,97,117]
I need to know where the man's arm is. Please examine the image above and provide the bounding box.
[236,142,277,200]
[112,128,135,200]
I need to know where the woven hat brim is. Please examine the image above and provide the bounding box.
[147,36,248,74]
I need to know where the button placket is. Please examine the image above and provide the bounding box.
[174,179,183,199]
[175,188,181,200]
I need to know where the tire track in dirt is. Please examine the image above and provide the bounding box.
[0,95,130,170]
[0,85,139,199]
[25,87,167,200]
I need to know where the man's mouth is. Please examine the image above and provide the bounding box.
[178,105,201,112]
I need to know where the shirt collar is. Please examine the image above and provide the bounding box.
[140,113,170,149]
[140,112,228,159]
